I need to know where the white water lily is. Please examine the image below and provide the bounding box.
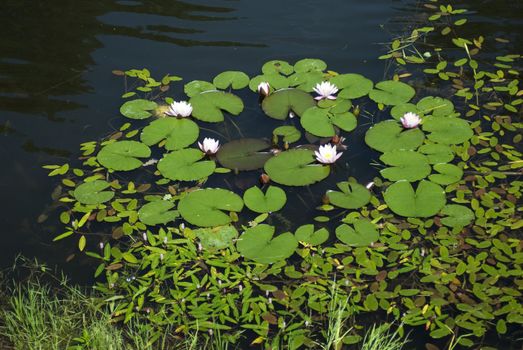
[198,137,220,154]
[165,101,192,117]
[257,81,270,96]
[400,112,422,128]
[314,143,343,164]
[313,81,338,100]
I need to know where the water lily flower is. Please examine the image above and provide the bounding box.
[165,101,192,117]
[313,81,338,100]
[400,112,422,128]
[198,137,220,155]
[315,143,343,164]
[257,82,270,96]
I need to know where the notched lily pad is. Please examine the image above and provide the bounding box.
[369,80,415,106]
[419,143,454,164]
[335,219,379,247]
[422,116,473,144]
[384,180,446,217]
[288,71,324,92]
[138,201,179,226]
[390,103,422,121]
[157,148,216,181]
[120,99,158,120]
[273,126,302,143]
[73,180,114,205]
[194,225,238,250]
[330,74,374,99]
[380,150,431,182]
[261,88,316,120]
[301,107,356,137]
[216,138,272,171]
[184,80,216,97]
[189,91,244,122]
[439,204,474,229]
[243,186,287,213]
[264,149,330,186]
[326,181,371,209]
[249,74,289,92]
[417,96,455,117]
[365,120,425,153]
[213,71,250,90]
[429,163,463,185]
[97,141,151,171]
[294,58,327,73]
[236,224,298,264]
[262,60,294,75]
[295,224,329,246]
[140,118,199,150]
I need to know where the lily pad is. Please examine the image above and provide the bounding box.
[194,225,238,250]
[369,80,415,106]
[384,180,446,217]
[249,74,289,92]
[429,163,463,185]
[213,71,250,90]
[301,107,356,137]
[440,204,474,228]
[335,219,379,247]
[422,117,473,144]
[294,58,327,73]
[390,103,422,121]
[295,224,329,246]
[120,99,158,120]
[380,150,431,182]
[419,144,455,164]
[261,88,316,120]
[236,224,297,264]
[365,120,425,153]
[417,96,455,117]
[273,126,302,143]
[288,71,324,92]
[178,188,244,227]
[73,180,114,205]
[189,91,244,122]
[140,118,199,150]
[184,80,216,97]
[157,148,215,181]
[243,186,287,213]
[326,181,371,209]
[264,149,330,186]
[138,201,179,226]
[97,141,151,171]
[262,60,294,75]
[330,74,374,99]
[216,138,272,171]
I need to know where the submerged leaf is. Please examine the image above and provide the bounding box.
[216,138,272,171]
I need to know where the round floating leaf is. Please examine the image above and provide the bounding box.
[213,71,250,90]
[273,126,302,143]
[97,141,151,171]
[335,219,379,247]
[419,143,454,164]
[326,181,371,209]
[294,58,327,73]
[138,201,179,226]
[236,224,297,264]
[262,60,294,75]
[216,138,272,171]
[330,74,374,99]
[422,117,473,144]
[429,163,463,185]
[243,186,287,213]
[384,180,446,217]
[158,149,215,181]
[295,224,329,246]
[317,98,352,112]
[190,91,244,122]
[417,96,455,117]
[261,88,316,120]
[288,71,324,92]
[73,180,114,205]
[365,120,425,152]
[178,188,244,227]
[249,74,289,92]
[120,99,158,120]
[369,80,415,106]
[390,103,422,121]
[301,107,356,137]
[140,118,199,150]
[264,149,330,186]
[194,225,238,250]
[440,204,474,228]
[184,80,216,97]
[380,150,431,182]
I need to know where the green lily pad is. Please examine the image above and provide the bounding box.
[369,80,415,106]
[262,60,294,75]
[264,149,330,186]
[261,88,316,120]
[429,163,463,185]
[417,96,455,117]
[440,204,474,228]
[184,80,216,97]
[365,120,425,152]
[194,225,238,250]
[178,188,244,227]
[288,71,324,92]
[120,99,158,120]
[213,71,250,90]
[73,180,114,205]
[335,219,379,247]
[419,144,455,164]
[189,91,244,122]
[301,107,356,137]
[295,224,329,246]
[422,117,473,144]
[330,74,374,99]
[236,224,297,264]
[97,141,151,171]
[390,103,422,121]
[243,186,287,213]
[249,74,289,92]
[294,58,327,73]
[326,181,371,209]
[273,126,302,143]
[138,201,179,226]
[380,150,431,182]
[157,148,216,181]
[384,180,446,217]
[216,138,272,171]
[140,118,199,150]
[316,98,352,111]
